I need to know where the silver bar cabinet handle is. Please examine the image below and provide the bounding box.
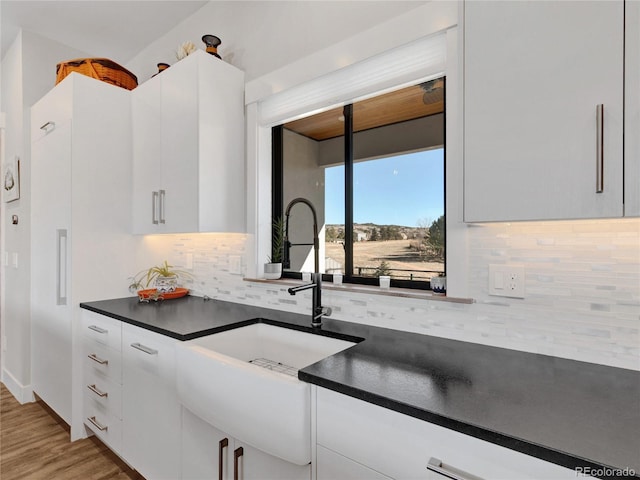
[88,325,107,334]
[87,353,109,365]
[152,191,159,224]
[427,458,480,480]
[87,416,108,431]
[87,384,108,398]
[56,229,67,306]
[596,104,604,193]
[159,189,166,224]
[40,121,55,132]
[131,342,158,355]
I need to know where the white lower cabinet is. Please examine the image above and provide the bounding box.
[317,445,392,480]
[122,323,181,480]
[316,388,593,480]
[82,311,123,454]
[182,406,310,480]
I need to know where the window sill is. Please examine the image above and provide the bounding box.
[243,278,474,304]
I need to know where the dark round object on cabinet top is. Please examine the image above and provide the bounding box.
[202,34,222,59]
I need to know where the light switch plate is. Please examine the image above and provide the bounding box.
[489,264,525,298]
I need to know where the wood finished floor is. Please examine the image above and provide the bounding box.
[1,384,143,480]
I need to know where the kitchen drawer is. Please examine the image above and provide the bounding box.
[84,368,122,420]
[122,324,176,387]
[82,310,122,351]
[317,388,587,480]
[84,339,122,383]
[84,391,123,455]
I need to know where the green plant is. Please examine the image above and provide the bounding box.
[269,216,286,263]
[128,260,193,292]
[374,260,392,277]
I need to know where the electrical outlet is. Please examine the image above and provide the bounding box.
[489,264,525,298]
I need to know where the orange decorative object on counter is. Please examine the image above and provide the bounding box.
[137,287,189,302]
[56,58,138,90]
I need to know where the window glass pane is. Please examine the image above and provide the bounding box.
[282,109,344,274]
[353,149,444,281]
[324,164,345,275]
[350,79,445,282]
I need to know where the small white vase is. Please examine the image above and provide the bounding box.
[264,263,282,280]
[431,275,446,295]
[154,274,178,293]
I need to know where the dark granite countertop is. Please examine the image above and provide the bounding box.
[80,296,640,479]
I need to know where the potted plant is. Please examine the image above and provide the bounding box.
[129,260,193,294]
[264,216,285,279]
[431,272,446,295]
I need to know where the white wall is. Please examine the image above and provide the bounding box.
[125,1,428,83]
[0,30,89,401]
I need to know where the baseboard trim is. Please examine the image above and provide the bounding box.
[1,367,35,404]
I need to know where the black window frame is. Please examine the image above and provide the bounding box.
[272,81,446,291]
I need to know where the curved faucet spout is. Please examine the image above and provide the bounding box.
[284,197,319,273]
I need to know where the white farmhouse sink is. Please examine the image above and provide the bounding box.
[175,323,356,465]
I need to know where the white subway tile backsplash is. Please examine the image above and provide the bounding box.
[135,219,640,370]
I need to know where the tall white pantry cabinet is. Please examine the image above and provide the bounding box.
[30,73,133,436]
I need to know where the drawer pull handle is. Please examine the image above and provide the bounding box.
[87,384,108,398]
[40,121,55,132]
[131,342,158,355]
[87,416,108,432]
[596,104,604,193]
[427,458,480,480]
[233,447,244,480]
[219,438,229,480]
[88,325,108,334]
[87,353,108,365]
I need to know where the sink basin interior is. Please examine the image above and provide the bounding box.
[187,322,356,373]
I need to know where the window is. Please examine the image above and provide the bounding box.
[273,79,445,290]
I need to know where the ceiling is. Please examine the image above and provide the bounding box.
[1,1,208,64]
[284,80,444,141]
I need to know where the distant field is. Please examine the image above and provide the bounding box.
[325,239,443,281]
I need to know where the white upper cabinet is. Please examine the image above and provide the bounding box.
[625,1,640,217]
[463,1,626,222]
[132,50,246,234]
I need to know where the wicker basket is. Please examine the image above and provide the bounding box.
[56,58,138,90]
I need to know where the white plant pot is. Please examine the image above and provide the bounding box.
[264,263,282,280]
[154,274,178,293]
[431,275,446,295]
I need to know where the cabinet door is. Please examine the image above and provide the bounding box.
[122,324,180,480]
[31,118,73,424]
[317,445,392,480]
[625,0,640,217]
[464,1,624,222]
[317,388,586,480]
[182,406,310,480]
[160,55,199,233]
[236,441,310,480]
[132,76,163,234]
